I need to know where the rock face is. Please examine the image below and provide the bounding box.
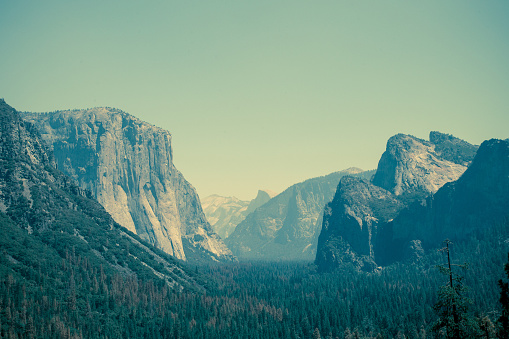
[225,168,373,260]
[202,190,275,239]
[377,138,509,265]
[316,132,479,271]
[22,108,234,263]
[372,133,471,202]
[315,177,404,271]
[0,99,198,289]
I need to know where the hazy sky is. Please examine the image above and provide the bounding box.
[1,1,508,200]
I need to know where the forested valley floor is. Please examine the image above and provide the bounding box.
[1,220,508,338]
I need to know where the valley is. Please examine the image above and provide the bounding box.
[2,2,508,337]
[1,98,508,338]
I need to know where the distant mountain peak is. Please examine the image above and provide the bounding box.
[245,190,276,214]
[342,167,365,174]
[202,189,276,239]
[257,189,278,198]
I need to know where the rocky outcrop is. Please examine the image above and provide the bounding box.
[22,108,234,263]
[316,132,479,271]
[202,190,275,239]
[377,138,509,265]
[372,133,473,202]
[315,177,404,271]
[0,99,199,289]
[225,168,373,260]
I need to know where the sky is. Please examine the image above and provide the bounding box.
[1,1,508,201]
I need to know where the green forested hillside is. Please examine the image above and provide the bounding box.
[0,199,507,339]
[198,223,508,338]
[3,218,507,338]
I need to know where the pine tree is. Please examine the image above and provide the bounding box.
[479,315,496,338]
[312,327,321,339]
[498,253,509,338]
[432,240,479,338]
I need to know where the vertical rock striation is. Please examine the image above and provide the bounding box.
[22,108,234,263]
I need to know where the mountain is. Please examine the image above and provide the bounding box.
[315,177,405,272]
[22,107,234,263]
[245,189,277,214]
[429,131,479,165]
[202,190,276,239]
[0,98,209,337]
[376,138,509,265]
[0,98,197,287]
[316,132,479,271]
[372,133,474,202]
[202,195,248,239]
[225,168,373,260]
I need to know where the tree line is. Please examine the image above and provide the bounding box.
[2,218,509,338]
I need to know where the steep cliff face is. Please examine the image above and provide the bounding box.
[372,133,471,202]
[22,108,234,263]
[315,177,404,271]
[377,138,509,265]
[202,190,275,239]
[316,132,479,271]
[0,99,199,289]
[225,168,373,260]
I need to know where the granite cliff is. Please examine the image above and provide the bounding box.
[372,133,473,202]
[22,108,234,263]
[0,99,199,290]
[376,138,509,265]
[316,132,479,271]
[315,177,404,271]
[225,168,373,260]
